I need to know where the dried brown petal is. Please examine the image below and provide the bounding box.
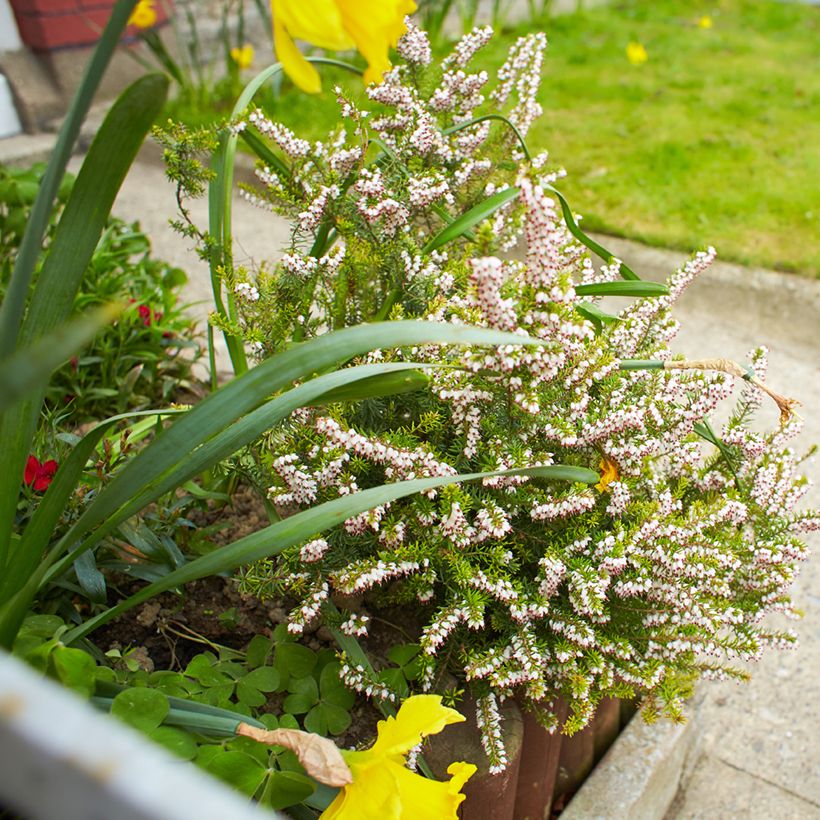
[236,723,353,787]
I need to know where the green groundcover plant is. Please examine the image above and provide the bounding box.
[185,22,818,772]
[0,163,200,421]
[13,613,358,812]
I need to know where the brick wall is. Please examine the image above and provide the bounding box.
[8,0,170,52]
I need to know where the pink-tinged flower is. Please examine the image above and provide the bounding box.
[24,456,58,492]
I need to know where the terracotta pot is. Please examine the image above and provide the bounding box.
[425,697,525,820]
[428,696,626,818]
[513,701,568,820]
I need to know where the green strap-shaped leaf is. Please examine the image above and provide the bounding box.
[73,551,107,604]
[575,281,669,297]
[0,73,169,570]
[0,0,139,356]
[617,359,666,372]
[441,114,531,161]
[48,323,556,561]
[94,682,266,736]
[209,57,362,377]
[543,183,640,281]
[63,462,598,643]
[239,128,291,179]
[308,369,431,406]
[574,301,620,331]
[20,74,168,347]
[694,420,741,489]
[422,187,521,254]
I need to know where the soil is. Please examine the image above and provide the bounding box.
[94,485,388,750]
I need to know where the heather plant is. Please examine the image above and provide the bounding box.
[219,23,816,771]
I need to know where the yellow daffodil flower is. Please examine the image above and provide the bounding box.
[231,43,256,70]
[596,456,620,492]
[320,694,477,819]
[270,0,417,94]
[626,41,648,66]
[697,15,713,29]
[128,0,157,30]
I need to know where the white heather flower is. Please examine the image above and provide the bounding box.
[234,281,260,302]
[476,693,508,773]
[340,612,370,637]
[397,19,432,65]
[299,538,329,563]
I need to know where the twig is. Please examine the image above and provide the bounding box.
[663,358,801,424]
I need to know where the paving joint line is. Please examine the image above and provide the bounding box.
[715,755,820,809]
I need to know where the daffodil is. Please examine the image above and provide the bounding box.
[231,43,256,70]
[596,456,620,492]
[320,694,477,819]
[128,0,157,30]
[270,0,417,94]
[626,41,648,66]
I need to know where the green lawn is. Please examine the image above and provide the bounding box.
[172,0,819,275]
[497,0,820,276]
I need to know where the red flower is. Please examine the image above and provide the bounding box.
[136,304,164,327]
[24,456,58,492]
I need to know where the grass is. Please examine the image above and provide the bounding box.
[168,0,819,276]
[504,0,820,276]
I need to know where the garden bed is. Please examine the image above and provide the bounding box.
[2,4,816,819]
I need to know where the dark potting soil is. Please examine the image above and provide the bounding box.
[92,486,395,750]
[94,572,387,750]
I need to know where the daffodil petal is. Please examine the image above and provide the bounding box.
[388,757,476,819]
[321,758,402,820]
[272,0,354,51]
[273,13,322,94]
[334,0,415,85]
[447,760,477,793]
[371,694,466,758]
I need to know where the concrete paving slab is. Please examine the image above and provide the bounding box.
[563,696,703,820]
[0,131,55,166]
[667,754,820,819]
